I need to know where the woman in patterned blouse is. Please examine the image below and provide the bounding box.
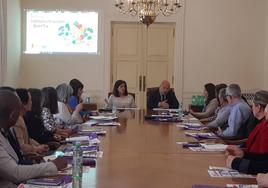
[41,87,72,139]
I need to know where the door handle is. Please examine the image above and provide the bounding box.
[139,76,142,91]
[143,76,146,92]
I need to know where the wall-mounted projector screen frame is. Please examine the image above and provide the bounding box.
[24,10,99,54]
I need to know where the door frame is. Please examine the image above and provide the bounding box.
[103,2,186,106]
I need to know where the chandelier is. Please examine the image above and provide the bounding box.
[114,0,182,27]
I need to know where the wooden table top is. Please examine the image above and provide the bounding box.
[82,110,256,188]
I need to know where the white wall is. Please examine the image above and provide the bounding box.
[20,0,179,106]
[19,0,267,107]
[4,0,21,86]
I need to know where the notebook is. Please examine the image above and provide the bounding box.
[26,176,64,186]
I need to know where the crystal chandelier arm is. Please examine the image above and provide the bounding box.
[114,0,182,26]
[160,0,181,16]
[114,0,138,15]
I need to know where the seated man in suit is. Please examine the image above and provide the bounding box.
[147,80,179,109]
[0,90,67,188]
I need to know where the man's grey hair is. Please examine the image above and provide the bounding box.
[226,84,241,99]
[56,83,73,103]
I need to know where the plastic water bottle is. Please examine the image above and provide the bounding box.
[72,141,83,188]
[178,103,183,119]
[85,96,90,104]
[112,104,117,117]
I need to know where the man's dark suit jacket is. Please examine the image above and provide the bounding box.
[147,88,179,109]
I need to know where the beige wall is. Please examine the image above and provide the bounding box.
[182,0,266,106]
[264,0,268,90]
[19,0,267,107]
[4,0,21,86]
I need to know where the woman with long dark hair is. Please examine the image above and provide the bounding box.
[190,83,218,119]
[24,88,59,144]
[41,87,71,138]
[107,80,136,108]
[14,88,49,154]
[69,78,92,118]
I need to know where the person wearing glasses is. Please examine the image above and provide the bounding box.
[225,90,268,174]
[207,88,231,130]
[217,84,253,138]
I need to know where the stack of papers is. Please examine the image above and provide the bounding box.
[64,145,99,152]
[185,132,218,139]
[83,116,119,126]
[188,144,227,152]
[177,123,205,130]
[153,108,177,112]
[65,136,100,145]
[226,184,258,188]
[97,122,121,126]
[181,117,198,121]
[208,166,255,178]
[63,150,103,158]
[151,114,174,118]
[89,116,117,121]
[78,127,107,135]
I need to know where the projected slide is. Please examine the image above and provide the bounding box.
[26,10,98,54]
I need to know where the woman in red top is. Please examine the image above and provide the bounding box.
[225,90,268,174]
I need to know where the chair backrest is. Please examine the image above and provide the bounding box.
[146,87,175,103]
[242,92,254,106]
[108,92,135,100]
[146,87,159,102]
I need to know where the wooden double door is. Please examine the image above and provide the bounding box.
[111,22,175,108]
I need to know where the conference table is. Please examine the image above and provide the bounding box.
[81,110,256,188]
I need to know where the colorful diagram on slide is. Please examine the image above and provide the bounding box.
[58,21,94,45]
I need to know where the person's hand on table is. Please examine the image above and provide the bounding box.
[225,145,244,157]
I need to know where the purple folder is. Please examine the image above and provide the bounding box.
[26,175,72,186]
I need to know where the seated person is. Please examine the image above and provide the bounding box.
[199,83,227,123]
[207,88,231,130]
[54,83,83,126]
[225,90,268,174]
[24,88,60,144]
[107,80,136,108]
[147,80,179,109]
[41,87,71,138]
[0,90,67,187]
[14,88,49,154]
[218,84,252,138]
[69,78,92,117]
[190,83,218,119]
